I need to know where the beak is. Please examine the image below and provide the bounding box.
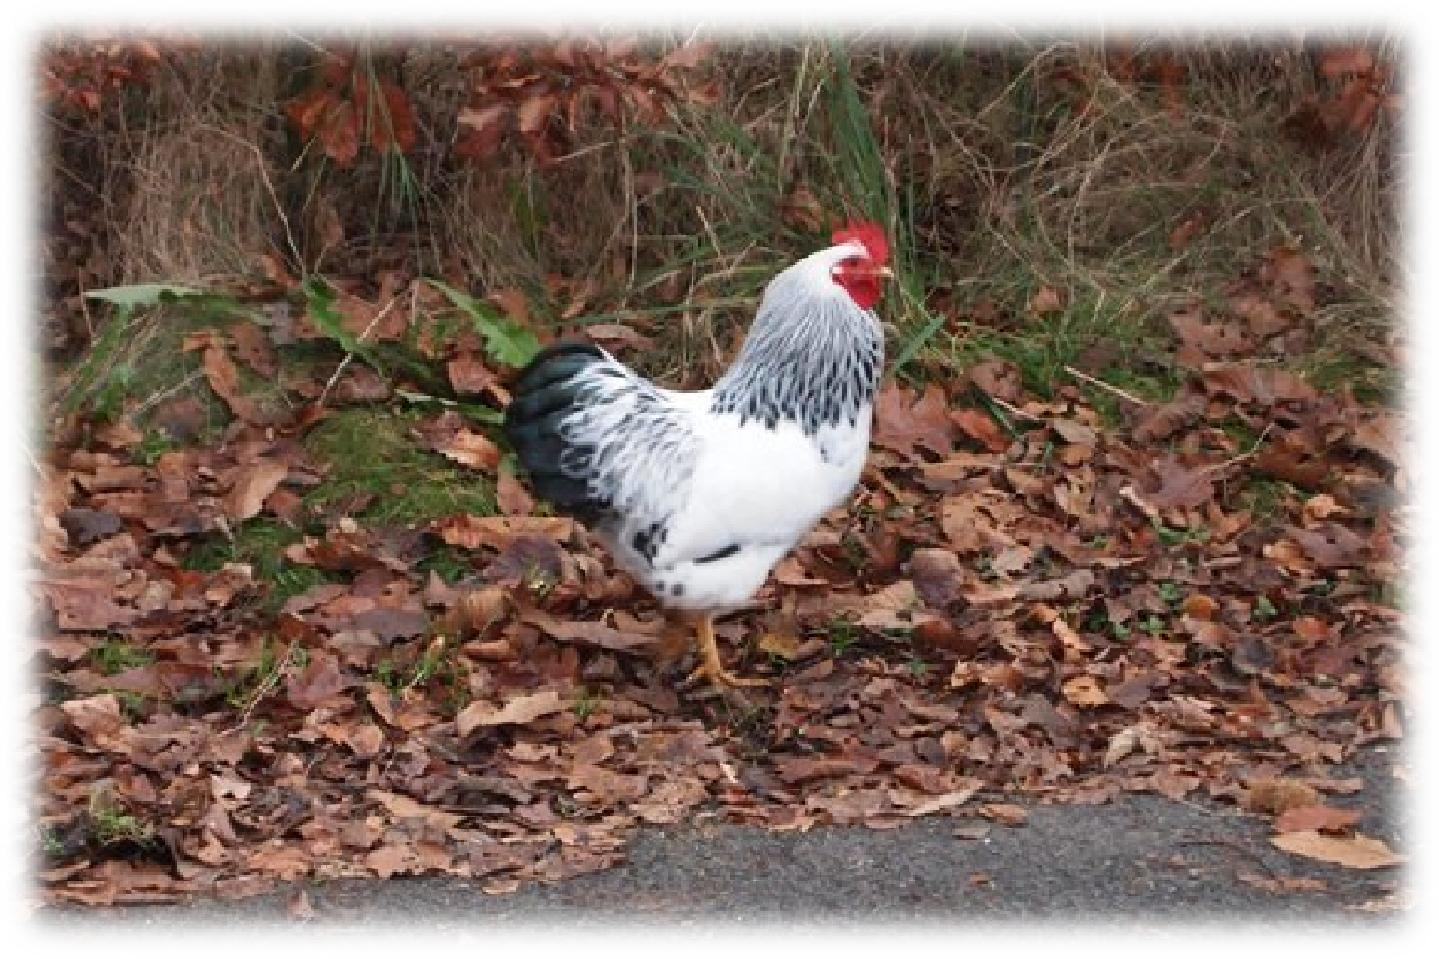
[873,265,894,279]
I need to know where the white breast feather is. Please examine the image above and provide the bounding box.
[611,391,871,610]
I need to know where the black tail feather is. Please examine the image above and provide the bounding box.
[503,340,610,519]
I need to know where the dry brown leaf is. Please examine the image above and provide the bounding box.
[977,803,1028,826]
[758,631,804,660]
[496,465,535,516]
[1271,831,1402,870]
[285,652,349,711]
[1275,804,1364,834]
[1246,778,1321,815]
[1103,727,1140,768]
[436,429,502,472]
[522,610,659,652]
[1050,417,1097,446]
[517,91,559,134]
[1182,593,1219,620]
[967,359,1024,404]
[952,408,1009,453]
[60,692,124,737]
[230,321,279,377]
[1319,46,1376,78]
[198,340,280,425]
[1236,872,1329,894]
[1061,675,1108,707]
[447,352,501,397]
[434,514,574,551]
[905,785,981,817]
[1029,285,1064,316]
[224,460,289,522]
[584,323,656,354]
[346,723,386,758]
[456,689,565,735]
[873,383,955,460]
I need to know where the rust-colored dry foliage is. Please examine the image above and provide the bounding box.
[33,258,1405,903]
[33,37,1403,909]
[454,38,716,164]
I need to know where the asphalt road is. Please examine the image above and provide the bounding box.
[39,745,1409,931]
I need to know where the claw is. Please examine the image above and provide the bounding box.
[687,614,771,695]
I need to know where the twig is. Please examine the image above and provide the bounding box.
[988,395,1046,424]
[1204,422,1275,474]
[1063,364,1150,407]
[226,640,298,734]
[316,292,403,408]
[131,369,205,419]
[197,123,302,271]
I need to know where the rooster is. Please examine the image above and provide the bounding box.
[503,221,890,692]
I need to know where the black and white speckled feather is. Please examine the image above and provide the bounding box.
[504,239,883,612]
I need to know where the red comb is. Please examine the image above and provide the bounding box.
[831,219,889,265]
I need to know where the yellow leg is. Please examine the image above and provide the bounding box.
[685,614,770,690]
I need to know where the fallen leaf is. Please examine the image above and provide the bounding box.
[1104,727,1140,768]
[905,785,981,817]
[456,689,565,735]
[60,693,124,737]
[1275,804,1364,834]
[873,383,955,460]
[977,803,1028,827]
[447,352,502,397]
[1049,417,1097,446]
[1029,285,1064,316]
[1271,831,1402,870]
[284,651,349,710]
[952,408,1009,453]
[435,428,502,472]
[522,610,658,652]
[197,338,281,425]
[585,323,656,354]
[1145,456,1215,510]
[758,631,804,660]
[1132,392,1205,443]
[1246,778,1321,815]
[909,548,965,610]
[496,465,535,516]
[231,321,279,377]
[967,359,1024,404]
[224,460,290,521]
[517,91,558,134]
[434,514,574,551]
[1061,675,1109,707]
[1319,46,1376,78]
[775,756,878,786]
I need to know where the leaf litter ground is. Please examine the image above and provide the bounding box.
[33,259,1406,908]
